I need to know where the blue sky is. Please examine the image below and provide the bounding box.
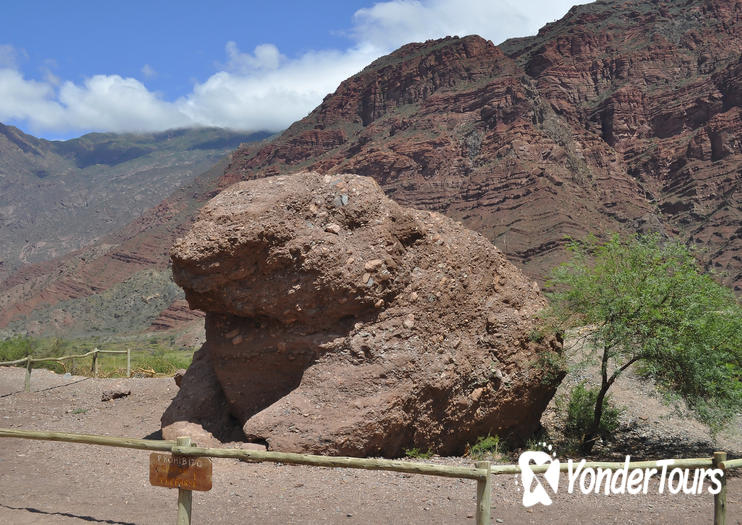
[0,0,588,139]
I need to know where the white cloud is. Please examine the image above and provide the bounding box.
[0,68,65,129]
[352,0,582,50]
[0,1,590,137]
[0,44,27,69]
[141,64,157,78]
[224,42,285,72]
[0,69,190,134]
[58,75,191,131]
[40,58,61,86]
[181,44,380,131]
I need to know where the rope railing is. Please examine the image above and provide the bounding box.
[169,443,487,480]
[723,458,742,470]
[0,348,132,390]
[0,427,738,525]
[0,428,175,451]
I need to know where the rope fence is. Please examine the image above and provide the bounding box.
[0,348,132,391]
[0,427,738,524]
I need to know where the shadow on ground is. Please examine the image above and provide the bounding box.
[0,502,137,525]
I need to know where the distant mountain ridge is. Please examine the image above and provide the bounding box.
[223,0,742,289]
[0,124,270,280]
[1,0,740,338]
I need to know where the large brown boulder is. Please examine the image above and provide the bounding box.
[162,172,563,456]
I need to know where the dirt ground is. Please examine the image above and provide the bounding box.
[0,367,739,525]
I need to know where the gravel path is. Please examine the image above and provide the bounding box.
[0,367,739,524]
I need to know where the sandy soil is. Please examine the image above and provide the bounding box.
[0,367,739,525]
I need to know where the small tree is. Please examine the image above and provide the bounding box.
[543,234,742,454]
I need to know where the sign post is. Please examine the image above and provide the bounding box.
[176,436,192,525]
[149,436,212,525]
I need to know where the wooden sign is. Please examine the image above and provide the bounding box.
[150,453,212,491]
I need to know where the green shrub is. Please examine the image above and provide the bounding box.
[565,383,621,442]
[0,336,34,362]
[544,233,742,451]
[136,353,192,374]
[533,350,567,386]
[404,447,433,459]
[0,336,67,373]
[469,434,506,460]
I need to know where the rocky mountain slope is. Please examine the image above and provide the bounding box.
[0,125,269,281]
[1,0,740,338]
[223,0,741,288]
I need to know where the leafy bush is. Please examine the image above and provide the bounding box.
[0,336,68,373]
[565,383,621,443]
[0,336,33,362]
[533,350,567,386]
[469,434,507,460]
[404,447,433,459]
[543,233,742,452]
[136,352,192,374]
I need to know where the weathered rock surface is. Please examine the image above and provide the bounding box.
[161,346,244,446]
[100,388,131,402]
[148,299,205,332]
[164,172,563,456]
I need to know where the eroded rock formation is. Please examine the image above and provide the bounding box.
[162,172,563,456]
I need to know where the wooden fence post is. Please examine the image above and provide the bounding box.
[24,356,32,392]
[177,436,193,525]
[713,451,727,525]
[91,349,98,377]
[475,461,491,525]
[126,348,131,378]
